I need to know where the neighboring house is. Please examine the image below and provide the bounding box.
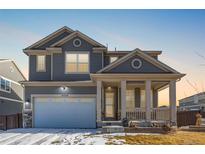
[21,26,185,128]
[0,59,25,115]
[179,92,205,111]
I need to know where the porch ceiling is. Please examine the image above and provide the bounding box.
[102,80,169,91]
[90,73,185,81]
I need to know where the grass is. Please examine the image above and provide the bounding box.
[111,131,205,145]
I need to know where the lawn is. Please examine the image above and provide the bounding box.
[109,131,205,145]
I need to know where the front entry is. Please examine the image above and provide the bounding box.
[104,88,117,120]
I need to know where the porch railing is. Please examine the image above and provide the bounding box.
[126,107,170,121]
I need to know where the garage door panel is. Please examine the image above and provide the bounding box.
[33,97,96,128]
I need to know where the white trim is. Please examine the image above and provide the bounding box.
[90,73,185,81]
[102,51,104,68]
[36,55,46,72]
[98,48,179,73]
[25,26,74,49]
[64,51,90,74]
[51,31,105,47]
[131,58,142,69]
[20,80,96,87]
[0,59,26,81]
[31,94,96,98]
[0,75,20,85]
[23,48,62,56]
[0,96,24,103]
[73,38,82,47]
[51,53,53,80]
[0,76,12,93]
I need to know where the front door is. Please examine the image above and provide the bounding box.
[105,90,117,120]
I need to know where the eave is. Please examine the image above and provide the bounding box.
[23,48,62,56]
[90,73,186,81]
[20,80,96,87]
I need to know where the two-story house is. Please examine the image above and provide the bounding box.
[0,59,25,115]
[21,26,185,128]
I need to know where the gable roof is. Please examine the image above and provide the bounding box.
[50,30,105,47]
[97,48,179,73]
[0,59,26,80]
[25,26,74,50]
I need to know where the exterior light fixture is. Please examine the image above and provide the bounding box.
[107,86,112,90]
[61,86,68,91]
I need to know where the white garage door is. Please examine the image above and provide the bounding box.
[33,96,96,128]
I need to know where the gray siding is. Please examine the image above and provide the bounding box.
[106,55,167,73]
[29,55,51,81]
[0,82,23,101]
[104,56,110,66]
[34,31,71,50]
[0,99,22,115]
[0,61,24,82]
[52,36,103,81]
[25,86,96,102]
[0,61,24,115]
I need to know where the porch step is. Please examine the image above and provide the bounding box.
[102,121,122,126]
[102,126,124,133]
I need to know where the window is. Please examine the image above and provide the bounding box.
[65,53,89,73]
[110,56,118,63]
[126,89,135,111]
[0,77,11,93]
[36,55,46,72]
[140,90,153,108]
[73,39,82,47]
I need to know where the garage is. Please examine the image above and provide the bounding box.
[33,95,96,128]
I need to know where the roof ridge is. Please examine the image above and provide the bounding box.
[25,26,74,50]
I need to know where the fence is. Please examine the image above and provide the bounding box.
[0,113,23,130]
[177,111,205,127]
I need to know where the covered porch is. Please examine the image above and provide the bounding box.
[91,74,183,127]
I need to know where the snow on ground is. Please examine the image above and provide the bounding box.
[0,128,159,145]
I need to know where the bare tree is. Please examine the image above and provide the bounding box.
[196,52,205,66]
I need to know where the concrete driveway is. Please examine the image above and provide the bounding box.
[0,128,111,145]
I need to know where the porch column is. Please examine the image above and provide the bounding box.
[169,80,177,125]
[97,80,102,124]
[121,80,126,120]
[153,90,158,108]
[145,80,152,122]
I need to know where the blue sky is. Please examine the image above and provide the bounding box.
[0,10,205,104]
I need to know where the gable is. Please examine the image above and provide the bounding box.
[104,54,170,73]
[0,60,26,82]
[36,31,71,50]
[60,36,95,51]
[51,31,105,48]
[25,26,74,50]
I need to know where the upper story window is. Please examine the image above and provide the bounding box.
[110,56,118,63]
[0,76,11,93]
[65,52,89,73]
[36,55,46,72]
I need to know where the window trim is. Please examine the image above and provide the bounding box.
[73,38,82,47]
[64,51,90,74]
[0,76,11,93]
[36,55,46,72]
[109,56,118,64]
[126,88,135,111]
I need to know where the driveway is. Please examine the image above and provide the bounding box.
[0,128,125,145]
